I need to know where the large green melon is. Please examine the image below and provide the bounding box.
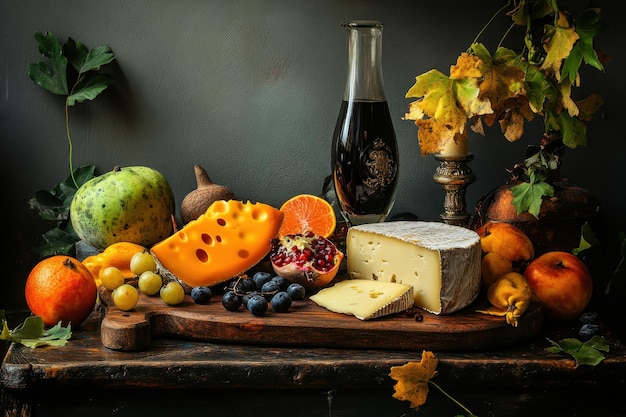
[70,166,176,250]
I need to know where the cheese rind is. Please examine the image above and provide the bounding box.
[150,200,283,288]
[309,279,414,320]
[347,221,481,315]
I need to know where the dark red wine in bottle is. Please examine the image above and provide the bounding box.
[332,99,398,225]
[331,21,399,226]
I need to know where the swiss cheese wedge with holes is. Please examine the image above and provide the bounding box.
[150,200,283,288]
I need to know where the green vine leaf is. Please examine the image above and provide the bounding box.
[28,32,68,95]
[510,170,555,217]
[0,311,72,349]
[572,221,599,256]
[69,73,115,106]
[28,32,115,104]
[523,64,557,114]
[570,8,606,73]
[558,111,587,148]
[28,165,96,257]
[30,228,80,257]
[546,335,609,367]
[66,40,115,74]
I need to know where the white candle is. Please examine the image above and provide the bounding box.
[439,136,468,157]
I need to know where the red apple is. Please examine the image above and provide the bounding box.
[523,251,592,321]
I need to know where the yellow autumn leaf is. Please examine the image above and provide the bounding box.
[405,69,448,101]
[470,115,485,136]
[465,43,530,142]
[405,70,464,123]
[480,95,534,142]
[405,70,470,155]
[449,52,482,79]
[540,11,580,81]
[559,82,579,117]
[576,93,604,121]
[404,99,425,121]
[450,50,493,118]
[389,350,438,409]
[499,109,526,143]
[404,61,490,155]
[475,45,526,109]
[455,77,493,118]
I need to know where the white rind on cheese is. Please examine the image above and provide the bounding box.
[346,221,481,315]
[309,279,414,320]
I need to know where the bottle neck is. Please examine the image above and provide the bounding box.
[343,21,386,102]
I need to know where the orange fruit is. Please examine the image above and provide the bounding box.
[277,194,336,238]
[25,256,98,327]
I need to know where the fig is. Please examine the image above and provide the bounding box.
[270,232,344,291]
[180,164,235,224]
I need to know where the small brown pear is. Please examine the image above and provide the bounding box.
[180,165,235,224]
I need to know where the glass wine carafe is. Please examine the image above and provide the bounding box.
[331,20,399,227]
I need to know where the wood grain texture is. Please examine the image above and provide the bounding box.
[99,288,543,351]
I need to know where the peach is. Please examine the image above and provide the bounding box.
[476,221,534,264]
[481,251,514,288]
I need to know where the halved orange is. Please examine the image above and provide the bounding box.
[277,194,336,238]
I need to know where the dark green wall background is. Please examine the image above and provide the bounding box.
[1,1,624,311]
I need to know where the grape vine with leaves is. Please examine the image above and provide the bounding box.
[28,31,116,188]
[27,32,115,257]
[404,0,607,217]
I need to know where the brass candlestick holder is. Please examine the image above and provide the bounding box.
[432,154,476,227]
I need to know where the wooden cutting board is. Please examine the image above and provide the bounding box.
[99,287,543,352]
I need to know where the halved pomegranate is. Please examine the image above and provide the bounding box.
[270,231,344,290]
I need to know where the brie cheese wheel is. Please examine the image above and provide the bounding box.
[309,279,414,320]
[347,221,481,315]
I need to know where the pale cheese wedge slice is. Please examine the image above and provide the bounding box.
[346,221,481,315]
[309,279,414,320]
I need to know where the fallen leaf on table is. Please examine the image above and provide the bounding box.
[389,350,438,409]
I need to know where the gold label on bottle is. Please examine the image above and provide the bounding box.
[360,138,397,191]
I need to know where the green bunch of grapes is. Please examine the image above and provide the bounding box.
[103,252,185,311]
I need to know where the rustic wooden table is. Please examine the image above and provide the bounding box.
[1,307,625,417]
